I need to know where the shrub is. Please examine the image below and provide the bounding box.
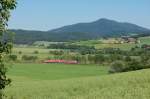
[22,55,38,62]
[124,56,132,62]
[33,50,39,54]
[109,54,123,62]
[9,55,17,61]
[18,51,22,54]
[126,59,143,71]
[109,61,126,73]
[145,59,150,68]
[49,50,64,55]
[109,59,149,73]
[94,54,105,64]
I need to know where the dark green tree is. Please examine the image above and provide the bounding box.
[18,51,22,54]
[33,50,39,54]
[0,0,17,98]
[9,54,17,61]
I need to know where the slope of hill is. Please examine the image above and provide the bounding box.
[5,64,150,99]
[11,18,150,44]
[50,18,150,36]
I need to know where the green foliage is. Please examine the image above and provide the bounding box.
[94,54,105,64]
[9,54,17,61]
[18,51,22,54]
[145,59,150,68]
[127,59,143,71]
[124,55,132,62]
[109,61,126,73]
[109,58,150,73]
[47,43,95,50]
[22,55,38,62]
[47,43,96,56]
[33,50,39,54]
[0,0,17,98]
[49,50,64,55]
[106,45,150,73]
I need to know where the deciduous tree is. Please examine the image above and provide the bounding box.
[0,0,17,98]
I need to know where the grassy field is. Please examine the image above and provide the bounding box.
[4,63,150,99]
[5,63,108,99]
[13,47,50,54]
[95,43,137,50]
[12,47,59,60]
[12,46,77,61]
[8,63,107,80]
[95,36,150,50]
[139,36,150,45]
[11,36,150,61]
[4,36,150,99]
[74,36,150,50]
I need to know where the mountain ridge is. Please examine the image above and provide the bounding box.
[10,18,150,44]
[49,18,150,34]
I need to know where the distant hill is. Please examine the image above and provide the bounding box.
[11,18,150,44]
[50,18,150,36]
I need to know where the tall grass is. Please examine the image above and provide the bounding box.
[5,64,150,99]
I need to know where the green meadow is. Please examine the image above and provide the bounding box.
[139,36,150,45]
[5,63,150,99]
[4,36,150,99]
[74,36,150,50]
[8,63,108,80]
[1,1,150,98]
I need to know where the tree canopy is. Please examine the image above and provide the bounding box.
[0,0,17,98]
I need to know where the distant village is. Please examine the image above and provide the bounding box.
[102,36,141,44]
[120,36,141,44]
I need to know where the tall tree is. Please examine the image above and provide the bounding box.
[0,0,17,98]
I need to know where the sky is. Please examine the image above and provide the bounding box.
[8,0,150,31]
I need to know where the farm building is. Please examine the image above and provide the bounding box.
[141,44,150,49]
[43,60,78,64]
[121,36,140,44]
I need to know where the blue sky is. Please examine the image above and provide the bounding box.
[8,0,150,31]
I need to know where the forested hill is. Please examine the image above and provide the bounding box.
[11,18,150,44]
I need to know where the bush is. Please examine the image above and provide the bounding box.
[145,59,150,68]
[18,51,22,54]
[49,50,64,55]
[109,59,149,73]
[9,55,17,61]
[109,61,126,73]
[94,54,105,64]
[22,55,38,62]
[33,50,39,54]
[126,59,143,71]
[124,56,132,62]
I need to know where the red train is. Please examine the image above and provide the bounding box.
[43,60,78,64]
